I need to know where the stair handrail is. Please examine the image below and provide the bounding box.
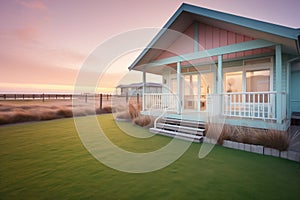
[154,107,173,129]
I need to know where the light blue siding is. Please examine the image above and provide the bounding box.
[291,70,300,113]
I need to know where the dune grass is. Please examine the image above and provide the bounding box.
[0,114,300,199]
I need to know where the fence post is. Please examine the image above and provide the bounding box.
[126,92,128,103]
[33,94,35,100]
[137,93,139,105]
[107,94,109,101]
[100,93,103,113]
[14,94,17,100]
[85,94,87,103]
[42,93,45,102]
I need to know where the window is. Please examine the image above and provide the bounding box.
[170,78,178,94]
[224,71,242,93]
[184,75,198,109]
[246,70,270,92]
[201,73,214,94]
[223,57,272,93]
[184,75,198,96]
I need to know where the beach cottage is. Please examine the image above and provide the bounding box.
[116,82,162,97]
[129,3,300,138]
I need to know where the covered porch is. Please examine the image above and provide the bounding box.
[139,39,288,130]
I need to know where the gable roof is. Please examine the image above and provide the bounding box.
[129,3,300,71]
[116,82,162,89]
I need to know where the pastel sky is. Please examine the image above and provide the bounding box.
[0,0,299,93]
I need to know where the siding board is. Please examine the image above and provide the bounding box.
[227,32,236,59]
[153,22,266,62]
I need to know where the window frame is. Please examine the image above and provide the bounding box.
[223,57,273,93]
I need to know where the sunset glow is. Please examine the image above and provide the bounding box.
[1,0,299,93]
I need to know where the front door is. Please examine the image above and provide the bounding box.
[291,68,300,114]
[182,72,214,111]
[199,72,214,111]
[183,74,198,110]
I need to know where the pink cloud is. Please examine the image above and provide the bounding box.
[15,25,39,42]
[17,0,48,11]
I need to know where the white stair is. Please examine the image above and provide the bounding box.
[150,117,206,143]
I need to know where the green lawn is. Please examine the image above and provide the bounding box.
[1,114,300,199]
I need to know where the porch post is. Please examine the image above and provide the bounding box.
[217,55,223,94]
[177,62,181,114]
[197,74,201,112]
[218,55,223,115]
[287,62,291,119]
[142,71,146,112]
[275,45,282,124]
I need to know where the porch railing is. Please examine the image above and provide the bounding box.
[281,92,287,121]
[144,91,286,121]
[222,91,286,120]
[144,93,178,111]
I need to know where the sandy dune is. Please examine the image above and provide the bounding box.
[0,96,135,125]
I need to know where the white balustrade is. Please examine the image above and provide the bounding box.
[143,91,286,121]
[144,93,178,111]
[222,91,286,120]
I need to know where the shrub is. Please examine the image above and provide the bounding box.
[39,111,57,120]
[9,110,40,123]
[97,106,113,114]
[0,113,11,124]
[255,129,289,151]
[233,126,259,144]
[128,103,140,119]
[56,109,73,118]
[206,122,224,145]
[115,111,131,120]
[220,125,235,141]
[218,124,290,151]
[133,115,153,128]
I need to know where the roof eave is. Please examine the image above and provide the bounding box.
[129,3,300,70]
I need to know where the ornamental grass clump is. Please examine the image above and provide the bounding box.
[218,124,290,151]
[235,127,261,145]
[128,103,140,119]
[205,122,224,145]
[255,129,289,151]
[133,115,153,128]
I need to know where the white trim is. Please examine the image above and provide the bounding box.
[223,66,242,73]
[145,39,276,67]
[177,62,182,114]
[197,74,201,112]
[181,64,215,76]
[142,71,146,111]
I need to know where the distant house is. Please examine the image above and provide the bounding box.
[115,82,162,96]
[129,3,300,131]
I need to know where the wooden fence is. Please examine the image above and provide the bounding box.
[0,93,141,111]
[0,93,74,101]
